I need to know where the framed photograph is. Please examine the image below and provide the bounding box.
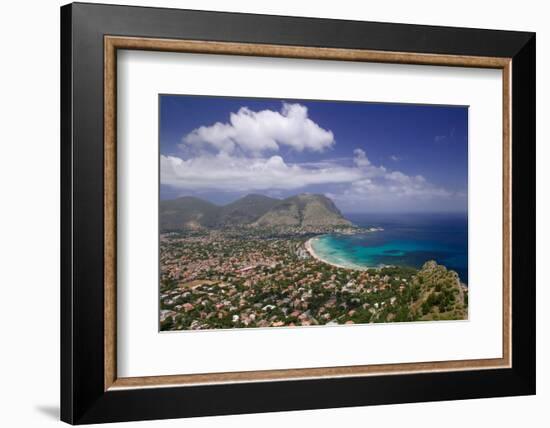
[61,2,535,424]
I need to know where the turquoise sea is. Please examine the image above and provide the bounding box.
[310,213,468,283]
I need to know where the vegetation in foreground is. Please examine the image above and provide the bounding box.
[160,228,468,331]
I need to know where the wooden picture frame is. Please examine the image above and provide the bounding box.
[61,2,535,424]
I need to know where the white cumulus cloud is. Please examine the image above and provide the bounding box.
[327,152,458,212]
[163,107,464,211]
[161,146,457,208]
[353,148,371,167]
[182,103,334,155]
[161,153,362,192]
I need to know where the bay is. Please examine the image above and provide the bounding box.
[310,212,468,283]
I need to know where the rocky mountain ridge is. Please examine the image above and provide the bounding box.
[160,193,352,231]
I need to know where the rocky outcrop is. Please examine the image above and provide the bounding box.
[411,260,467,321]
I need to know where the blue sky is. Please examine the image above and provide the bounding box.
[160,95,468,213]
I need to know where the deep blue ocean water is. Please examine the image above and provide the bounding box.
[310,213,468,284]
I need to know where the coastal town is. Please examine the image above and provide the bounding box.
[160,227,468,331]
[157,95,470,331]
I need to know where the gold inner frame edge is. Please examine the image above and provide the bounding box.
[104,36,512,391]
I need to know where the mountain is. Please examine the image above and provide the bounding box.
[254,194,352,228]
[160,196,220,230]
[218,194,280,226]
[160,193,352,231]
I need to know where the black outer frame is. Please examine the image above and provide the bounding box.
[60,2,536,424]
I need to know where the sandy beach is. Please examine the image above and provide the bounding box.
[305,236,367,271]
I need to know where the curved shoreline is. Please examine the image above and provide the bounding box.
[305,236,369,271]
